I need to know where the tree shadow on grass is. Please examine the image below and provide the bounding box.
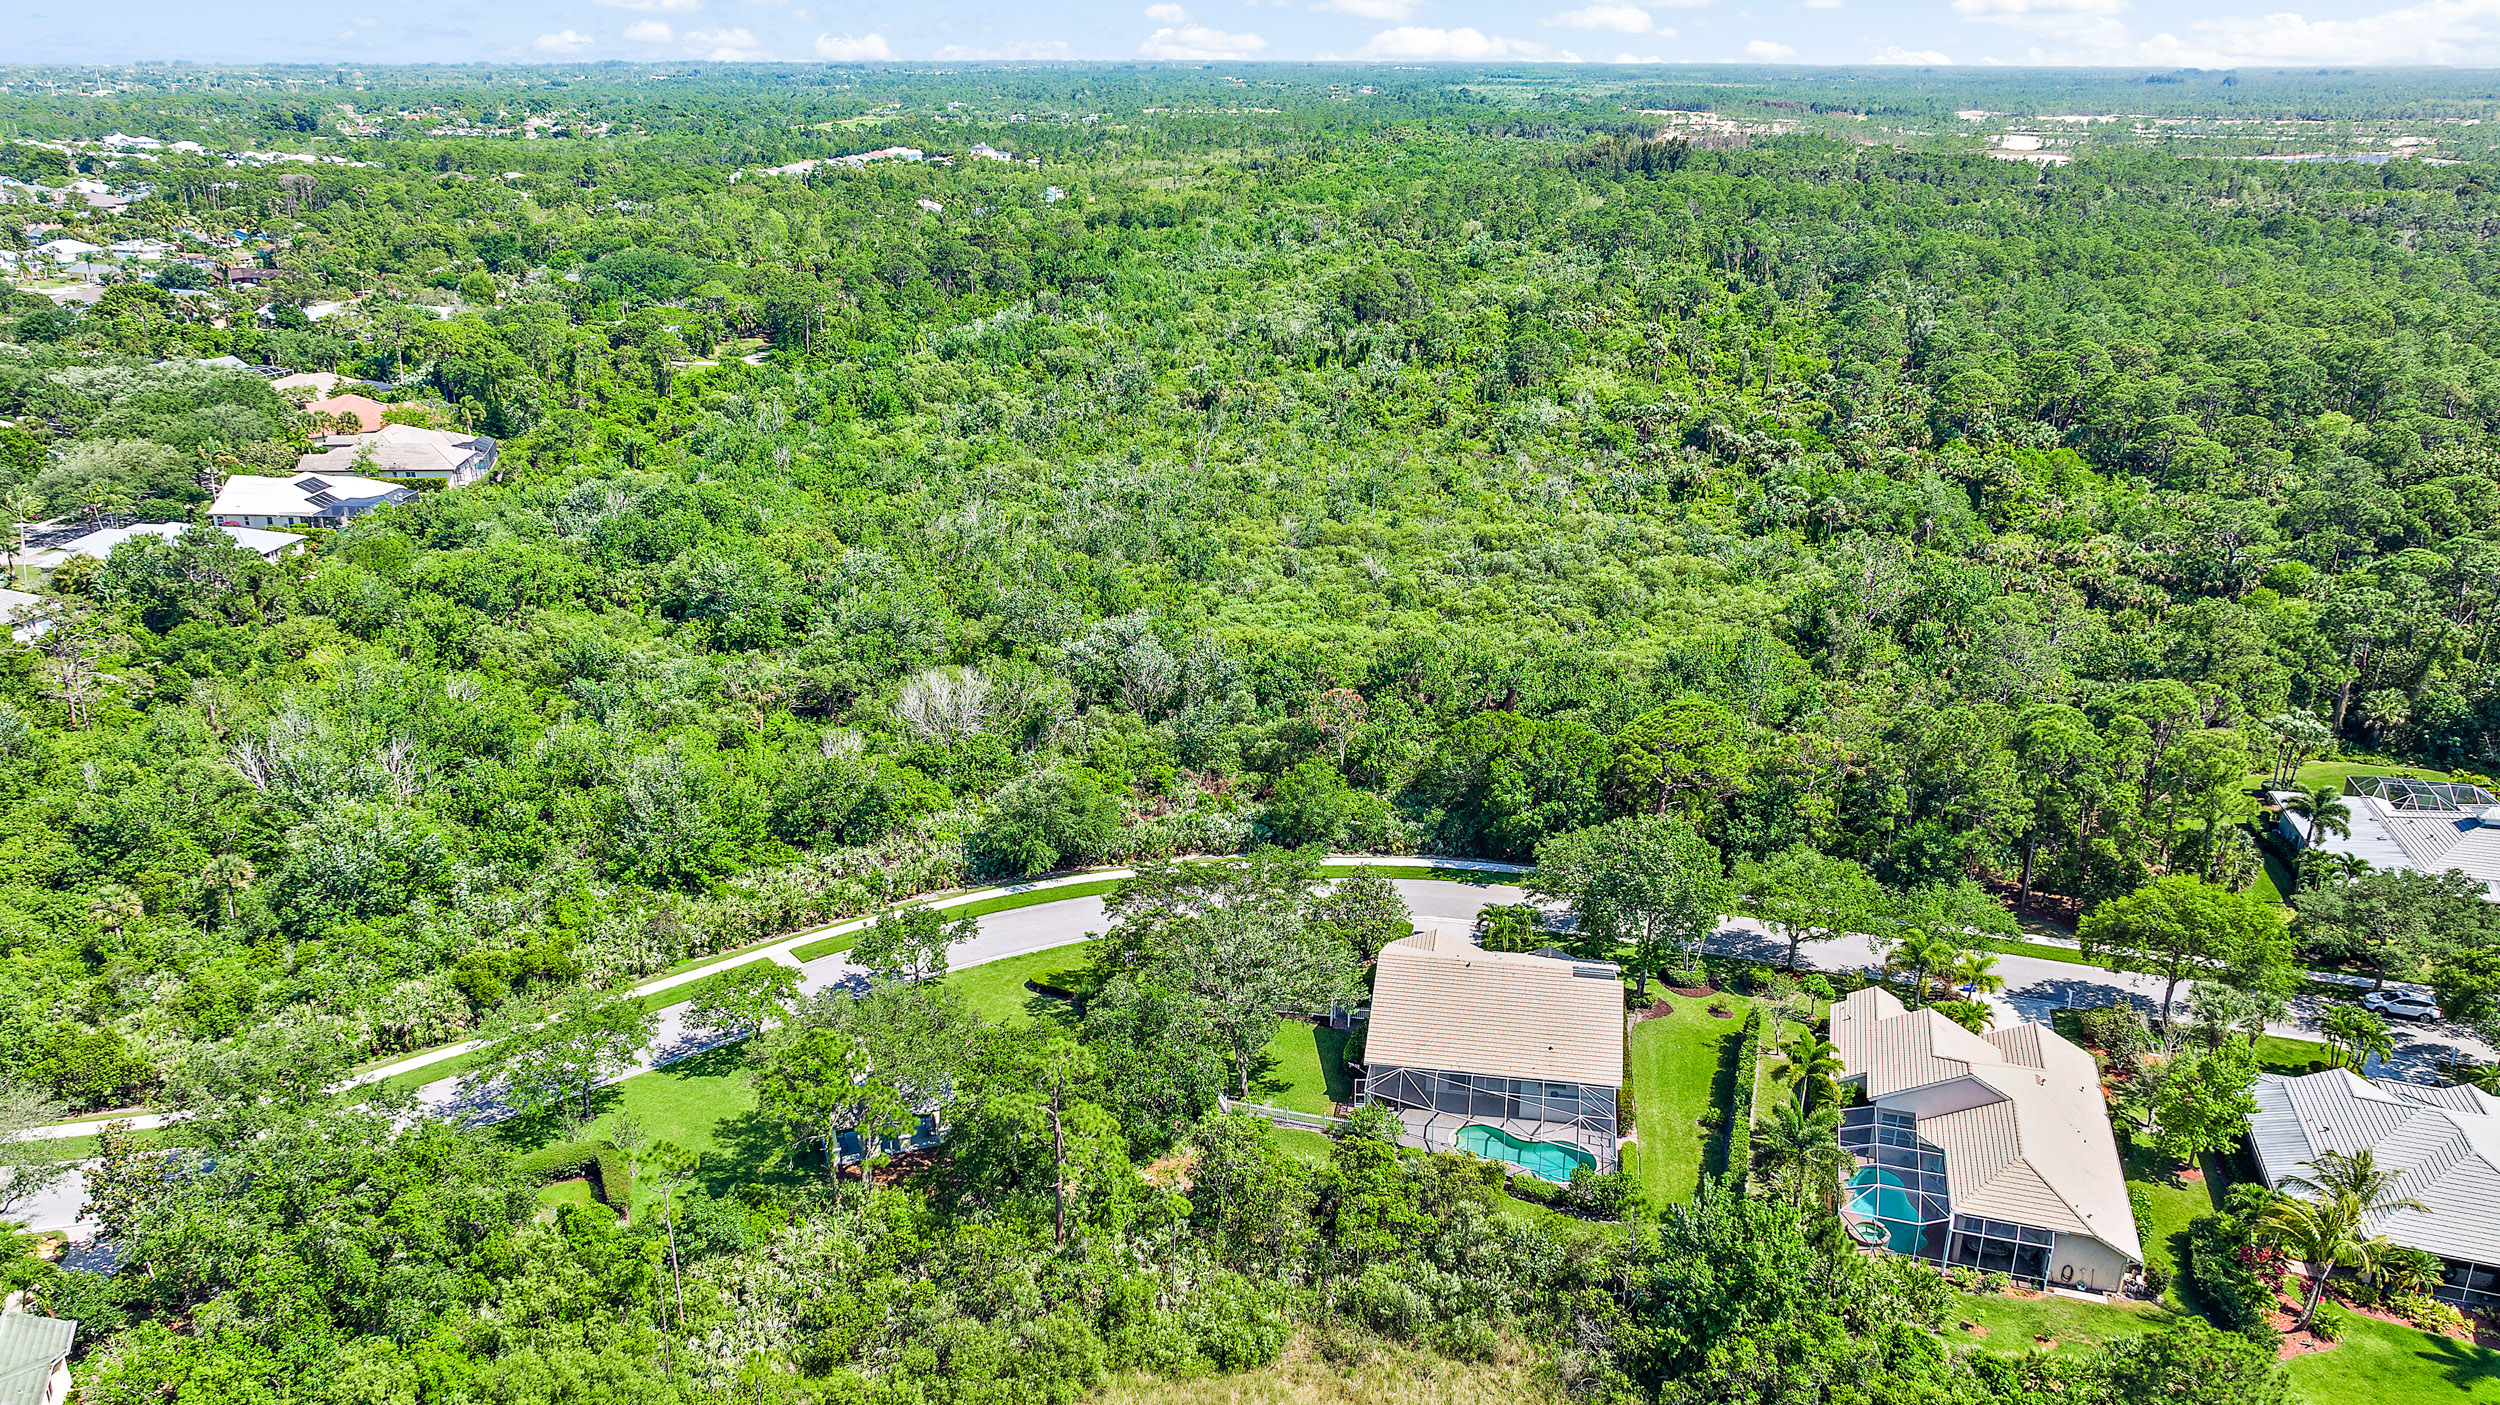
[703,1104,819,1200]
[2415,1331,2500,1392]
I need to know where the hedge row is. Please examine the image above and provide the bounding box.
[1727,1009,1766,1194]
[512,1138,633,1218]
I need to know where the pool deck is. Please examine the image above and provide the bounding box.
[1390,1107,1618,1178]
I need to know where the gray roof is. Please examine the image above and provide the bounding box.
[0,1316,74,1405]
[2252,1070,2500,1266]
[2289,783,2500,896]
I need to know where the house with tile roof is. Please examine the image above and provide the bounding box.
[294,422,495,486]
[1831,986,2142,1292]
[1356,928,1624,1180]
[2251,1068,2500,1306]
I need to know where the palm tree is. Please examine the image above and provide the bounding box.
[1935,1000,1994,1034]
[2263,1195,2396,1331]
[2320,1006,2394,1074]
[2266,1149,2427,1331]
[1773,1031,1845,1111]
[1750,1101,1850,1209]
[2284,785,2353,844]
[1950,951,2006,1000]
[1885,933,1961,1007]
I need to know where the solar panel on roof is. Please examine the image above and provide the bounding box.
[296,476,331,492]
[303,491,338,509]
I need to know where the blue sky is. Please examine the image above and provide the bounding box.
[17,0,2500,69]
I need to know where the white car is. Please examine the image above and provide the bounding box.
[2363,991,2444,1021]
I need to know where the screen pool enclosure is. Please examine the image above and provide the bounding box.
[1839,1107,1949,1261]
[1453,1123,1597,1182]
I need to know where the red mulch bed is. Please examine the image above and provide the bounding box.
[1709,1008,1737,1019]
[1666,985,1715,999]
[1635,1000,1675,1022]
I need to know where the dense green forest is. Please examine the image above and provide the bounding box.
[2,62,2497,1403]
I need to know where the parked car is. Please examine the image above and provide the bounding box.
[2363,990,2444,1021]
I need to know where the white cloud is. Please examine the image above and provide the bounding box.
[1950,0,2129,52]
[595,0,701,11]
[624,20,674,42]
[933,39,1075,58]
[1552,4,1655,31]
[813,31,893,58]
[2139,0,2500,65]
[1312,0,1424,19]
[1610,49,1670,59]
[533,28,594,51]
[1350,24,1576,56]
[1144,2,1191,19]
[1140,24,1270,55]
[1742,37,1795,55]
[1804,0,1841,8]
[1867,42,1953,59]
[683,25,764,57]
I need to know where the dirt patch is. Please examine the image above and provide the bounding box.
[1666,985,1715,999]
[1960,1322,1988,1338]
[1635,1000,1675,1022]
[1709,1008,1736,1019]
[2179,1166,2206,1183]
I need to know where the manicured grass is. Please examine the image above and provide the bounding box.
[1252,1022,1356,1116]
[2285,1306,2500,1405]
[2122,1148,2224,1297]
[1626,996,1754,1207]
[535,1177,603,1212]
[493,1041,805,1212]
[2254,1032,2338,1075]
[1317,864,1520,885]
[2285,759,2457,793]
[941,945,1091,1026]
[791,878,1132,962]
[1945,1292,2178,1353]
[1270,1126,1338,1169]
[638,956,780,1017]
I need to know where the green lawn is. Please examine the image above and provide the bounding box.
[2122,1148,2224,1296]
[535,1177,604,1213]
[792,878,1134,962]
[1945,1292,2179,1353]
[940,946,1092,1025]
[1626,996,1755,1207]
[1252,1021,1357,1116]
[2286,1308,2500,1405]
[2254,1032,2338,1075]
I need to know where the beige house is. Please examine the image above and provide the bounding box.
[295,422,496,486]
[1357,929,1623,1180]
[1832,987,2141,1291]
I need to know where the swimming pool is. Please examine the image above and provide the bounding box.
[1454,1124,1597,1183]
[1845,1167,1928,1254]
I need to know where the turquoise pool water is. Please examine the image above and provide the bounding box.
[1455,1124,1597,1182]
[1845,1168,1926,1253]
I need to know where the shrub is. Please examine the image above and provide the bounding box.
[593,1144,635,1214]
[2183,1183,2284,1340]
[2391,1291,2470,1338]
[1798,973,1836,1000]
[2307,1301,2346,1342]
[1504,1172,1561,1205]
[510,1139,600,1185]
[1564,1165,1638,1220]
[2142,1262,2171,1299]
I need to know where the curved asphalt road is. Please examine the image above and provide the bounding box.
[16,860,2491,1233]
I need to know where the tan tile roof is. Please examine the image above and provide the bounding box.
[1836,987,2141,1261]
[1363,929,1624,1089]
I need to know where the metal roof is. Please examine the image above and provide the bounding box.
[1363,929,1624,1089]
[0,1316,74,1405]
[2253,1070,2500,1266]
